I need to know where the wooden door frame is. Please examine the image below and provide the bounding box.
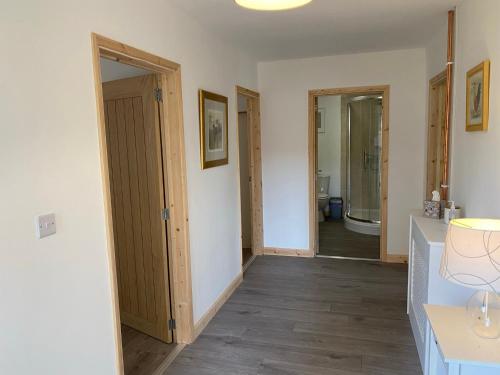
[426,70,448,200]
[91,33,194,374]
[235,86,264,266]
[308,85,390,261]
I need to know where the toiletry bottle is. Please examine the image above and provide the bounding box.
[449,201,456,221]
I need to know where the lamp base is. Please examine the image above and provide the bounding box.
[466,291,500,339]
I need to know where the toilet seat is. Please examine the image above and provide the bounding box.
[318,193,329,200]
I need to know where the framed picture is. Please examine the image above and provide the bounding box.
[199,89,228,169]
[316,107,326,133]
[466,60,490,132]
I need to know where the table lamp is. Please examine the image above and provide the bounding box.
[440,218,500,339]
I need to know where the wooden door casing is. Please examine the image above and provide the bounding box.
[103,74,172,343]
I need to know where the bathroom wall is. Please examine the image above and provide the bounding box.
[317,95,342,197]
[258,48,426,253]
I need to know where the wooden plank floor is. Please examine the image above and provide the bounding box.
[319,220,380,259]
[122,325,177,375]
[164,256,421,375]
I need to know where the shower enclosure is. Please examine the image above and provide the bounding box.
[345,95,382,236]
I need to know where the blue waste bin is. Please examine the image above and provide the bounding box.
[329,197,343,220]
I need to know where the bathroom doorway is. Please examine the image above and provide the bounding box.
[308,86,389,260]
[236,86,264,270]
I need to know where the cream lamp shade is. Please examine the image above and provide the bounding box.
[235,0,313,11]
[440,218,500,293]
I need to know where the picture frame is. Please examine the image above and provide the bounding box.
[316,107,326,134]
[199,89,229,169]
[466,60,490,132]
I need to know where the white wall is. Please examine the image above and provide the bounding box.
[258,49,427,253]
[450,0,500,217]
[0,1,257,374]
[425,24,448,81]
[317,95,342,197]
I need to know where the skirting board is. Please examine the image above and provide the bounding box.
[258,247,405,263]
[192,272,243,340]
[385,254,408,264]
[259,247,314,258]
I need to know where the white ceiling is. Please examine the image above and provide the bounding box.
[170,0,458,61]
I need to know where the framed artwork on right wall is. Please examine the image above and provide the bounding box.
[466,60,490,132]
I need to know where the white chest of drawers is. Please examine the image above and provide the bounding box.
[407,213,475,373]
[425,305,500,375]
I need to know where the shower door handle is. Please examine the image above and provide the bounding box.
[363,149,368,169]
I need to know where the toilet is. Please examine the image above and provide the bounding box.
[317,174,330,222]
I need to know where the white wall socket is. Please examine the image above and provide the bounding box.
[35,213,56,239]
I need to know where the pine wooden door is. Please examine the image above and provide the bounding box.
[103,74,172,343]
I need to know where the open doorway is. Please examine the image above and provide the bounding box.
[309,86,389,261]
[101,57,176,374]
[237,93,253,267]
[92,34,194,375]
[236,86,264,270]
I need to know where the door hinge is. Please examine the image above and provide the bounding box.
[154,88,163,102]
[168,319,176,330]
[162,208,170,221]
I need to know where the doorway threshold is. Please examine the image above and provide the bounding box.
[150,343,185,375]
[243,254,257,273]
[122,325,184,375]
[315,254,380,262]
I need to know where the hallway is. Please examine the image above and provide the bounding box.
[165,256,420,374]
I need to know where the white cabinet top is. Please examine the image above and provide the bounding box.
[411,210,448,246]
[425,304,500,368]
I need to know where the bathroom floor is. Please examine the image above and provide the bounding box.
[318,220,380,259]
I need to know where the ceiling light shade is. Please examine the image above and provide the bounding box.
[235,0,312,11]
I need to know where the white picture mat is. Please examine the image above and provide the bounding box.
[468,70,484,125]
[204,98,227,162]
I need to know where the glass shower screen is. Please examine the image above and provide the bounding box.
[346,96,382,224]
